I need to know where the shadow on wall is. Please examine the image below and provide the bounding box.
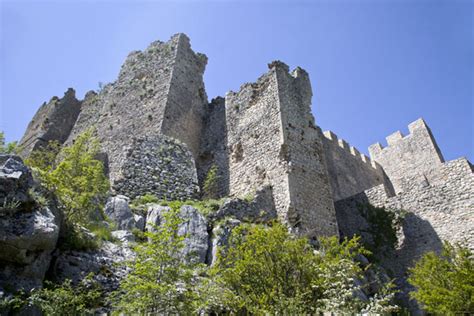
[389,212,443,311]
[334,192,443,312]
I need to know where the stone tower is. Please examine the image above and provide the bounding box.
[225,61,338,237]
[66,33,208,198]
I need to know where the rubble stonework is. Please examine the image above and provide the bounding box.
[19,34,472,248]
[112,135,199,200]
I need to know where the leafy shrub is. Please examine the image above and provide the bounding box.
[26,129,109,225]
[0,291,28,314]
[357,203,401,259]
[113,205,200,314]
[0,131,18,154]
[130,193,160,207]
[29,274,102,316]
[88,223,116,243]
[58,222,100,251]
[131,227,147,243]
[207,222,398,314]
[408,241,474,314]
[25,140,61,174]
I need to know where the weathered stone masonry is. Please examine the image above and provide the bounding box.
[368,118,445,194]
[225,61,338,237]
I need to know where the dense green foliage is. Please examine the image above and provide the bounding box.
[113,204,200,314]
[0,131,17,154]
[205,222,397,314]
[29,274,102,316]
[408,241,474,314]
[26,130,109,225]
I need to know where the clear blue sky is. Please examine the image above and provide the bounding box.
[1,0,472,161]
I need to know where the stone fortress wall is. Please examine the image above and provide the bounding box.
[334,120,473,307]
[359,119,473,249]
[368,118,445,194]
[196,97,229,198]
[320,129,391,202]
[18,33,472,246]
[224,61,337,236]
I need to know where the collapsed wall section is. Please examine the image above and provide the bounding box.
[368,118,445,194]
[321,130,390,201]
[225,61,338,237]
[18,88,81,157]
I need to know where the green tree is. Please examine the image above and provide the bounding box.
[0,131,17,154]
[207,222,397,314]
[29,274,102,316]
[27,129,109,224]
[113,204,199,314]
[408,241,474,314]
[25,140,61,174]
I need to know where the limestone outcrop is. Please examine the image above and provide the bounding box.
[146,204,209,263]
[104,195,139,230]
[0,155,60,293]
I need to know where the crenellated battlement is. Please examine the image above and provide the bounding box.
[321,129,386,201]
[323,130,380,170]
[369,118,443,159]
[368,118,445,194]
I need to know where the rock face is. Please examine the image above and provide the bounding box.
[146,204,209,263]
[212,185,277,223]
[210,218,241,265]
[0,155,60,292]
[104,195,137,230]
[0,155,34,205]
[51,241,134,293]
